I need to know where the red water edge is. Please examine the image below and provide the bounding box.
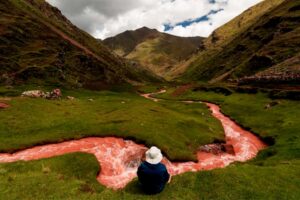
[0,102,10,109]
[0,96,266,189]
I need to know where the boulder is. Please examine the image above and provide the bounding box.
[199,144,223,155]
[45,89,62,100]
[21,90,46,98]
[221,144,235,155]
[199,144,235,155]
[21,89,62,100]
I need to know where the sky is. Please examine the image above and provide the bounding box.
[46,0,263,39]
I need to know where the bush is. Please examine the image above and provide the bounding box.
[268,90,300,100]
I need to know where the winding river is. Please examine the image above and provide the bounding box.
[0,91,266,189]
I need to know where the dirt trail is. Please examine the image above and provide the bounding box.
[171,84,196,97]
[0,91,266,189]
[45,23,105,63]
[23,5,108,64]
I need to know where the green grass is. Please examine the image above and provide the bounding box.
[0,153,299,199]
[0,86,224,161]
[154,87,300,198]
[156,88,300,159]
[1,86,300,199]
[0,153,105,200]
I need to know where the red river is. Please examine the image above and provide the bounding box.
[0,91,266,189]
[0,102,10,109]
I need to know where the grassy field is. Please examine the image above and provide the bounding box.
[0,86,299,199]
[0,86,224,161]
[154,86,300,199]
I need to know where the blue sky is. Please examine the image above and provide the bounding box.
[164,9,224,31]
[46,0,263,39]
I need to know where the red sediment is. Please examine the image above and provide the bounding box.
[0,94,266,190]
[164,103,266,176]
[0,102,10,109]
[140,90,166,102]
[0,137,147,189]
[171,84,195,97]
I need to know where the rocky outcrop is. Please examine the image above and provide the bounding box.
[21,89,62,99]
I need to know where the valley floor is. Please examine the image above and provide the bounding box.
[0,85,299,199]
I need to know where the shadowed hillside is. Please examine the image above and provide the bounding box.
[104,27,204,77]
[0,0,161,87]
[180,0,300,86]
[238,53,300,85]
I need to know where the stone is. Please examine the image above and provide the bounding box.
[45,89,62,100]
[21,89,62,100]
[221,144,235,155]
[21,90,46,98]
[67,96,75,100]
[265,101,279,109]
[198,144,223,155]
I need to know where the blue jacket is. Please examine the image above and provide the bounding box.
[137,161,170,194]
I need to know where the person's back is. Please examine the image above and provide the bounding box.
[137,147,170,194]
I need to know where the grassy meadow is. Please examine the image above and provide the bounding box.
[0,85,299,199]
[0,86,224,161]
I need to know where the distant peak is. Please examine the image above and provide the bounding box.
[135,26,158,32]
[138,26,151,30]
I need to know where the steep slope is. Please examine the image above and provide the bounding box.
[167,0,285,80]
[104,27,204,77]
[0,0,160,87]
[180,0,300,85]
[204,0,286,50]
[239,53,300,85]
[103,27,161,57]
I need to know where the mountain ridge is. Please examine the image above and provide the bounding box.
[103,27,204,77]
[0,0,161,87]
[180,0,300,86]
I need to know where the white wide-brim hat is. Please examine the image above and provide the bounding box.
[145,146,163,164]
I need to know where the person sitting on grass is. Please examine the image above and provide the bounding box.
[137,146,170,194]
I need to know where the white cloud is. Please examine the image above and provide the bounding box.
[46,0,263,39]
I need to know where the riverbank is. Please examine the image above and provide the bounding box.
[0,92,266,190]
[0,86,299,199]
[0,87,224,161]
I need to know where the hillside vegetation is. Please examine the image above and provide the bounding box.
[0,0,160,87]
[104,27,203,78]
[180,0,300,85]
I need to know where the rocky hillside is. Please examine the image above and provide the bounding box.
[104,27,204,77]
[0,0,160,87]
[180,0,300,85]
[238,53,300,85]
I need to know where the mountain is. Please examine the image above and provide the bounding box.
[179,0,300,86]
[0,0,161,87]
[162,0,286,80]
[103,27,204,78]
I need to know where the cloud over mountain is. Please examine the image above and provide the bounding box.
[46,0,262,39]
